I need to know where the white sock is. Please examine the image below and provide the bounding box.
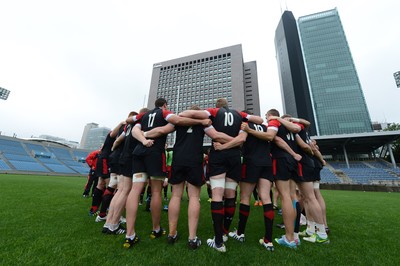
[307,220,316,234]
[316,223,327,238]
[109,224,118,231]
[126,233,136,240]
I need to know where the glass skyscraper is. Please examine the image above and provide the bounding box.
[298,8,372,135]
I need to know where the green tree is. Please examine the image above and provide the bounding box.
[384,123,400,162]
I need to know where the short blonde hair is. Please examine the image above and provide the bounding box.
[216,98,228,108]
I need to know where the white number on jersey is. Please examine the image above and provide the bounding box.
[254,124,264,132]
[224,112,234,126]
[286,132,295,141]
[148,113,156,128]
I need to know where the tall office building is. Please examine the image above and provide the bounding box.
[298,8,372,135]
[394,71,400,88]
[79,123,110,150]
[148,44,260,145]
[275,11,317,136]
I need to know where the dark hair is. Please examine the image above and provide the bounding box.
[155,98,167,107]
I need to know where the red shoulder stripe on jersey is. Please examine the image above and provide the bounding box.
[162,109,174,119]
[206,108,219,117]
[268,119,281,128]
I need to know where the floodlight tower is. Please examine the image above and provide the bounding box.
[0,87,10,100]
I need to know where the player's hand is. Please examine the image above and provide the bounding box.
[213,142,223,150]
[241,122,249,132]
[126,116,133,124]
[142,139,154,147]
[322,159,327,166]
[293,153,302,162]
[201,119,212,127]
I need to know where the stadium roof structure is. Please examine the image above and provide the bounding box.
[312,130,400,167]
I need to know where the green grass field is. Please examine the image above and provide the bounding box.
[0,174,399,266]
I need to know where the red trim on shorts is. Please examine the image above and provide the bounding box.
[162,153,167,173]
[102,159,108,175]
[298,162,303,177]
[272,159,277,176]
[241,164,247,179]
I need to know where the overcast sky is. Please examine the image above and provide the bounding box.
[1,0,399,142]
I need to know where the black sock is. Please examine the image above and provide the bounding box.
[237,203,250,235]
[294,201,301,234]
[263,203,274,242]
[91,187,104,211]
[223,198,236,234]
[99,187,115,214]
[211,201,224,246]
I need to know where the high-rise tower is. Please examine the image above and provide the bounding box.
[298,8,372,135]
[148,44,260,145]
[275,11,317,135]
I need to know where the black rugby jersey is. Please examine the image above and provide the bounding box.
[134,107,173,154]
[269,119,298,159]
[242,122,272,166]
[119,123,140,165]
[172,125,205,166]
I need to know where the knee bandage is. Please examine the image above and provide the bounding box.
[108,174,119,187]
[225,181,238,190]
[132,172,148,183]
[210,178,225,189]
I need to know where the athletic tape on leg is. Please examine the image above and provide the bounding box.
[132,172,148,183]
[313,181,320,189]
[225,181,238,190]
[109,174,119,187]
[210,178,225,189]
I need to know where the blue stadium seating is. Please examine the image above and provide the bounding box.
[8,160,50,172]
[0,159,11,170]
[0,136,90,174]
[320,168,341,184]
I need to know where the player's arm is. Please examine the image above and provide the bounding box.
[295,134,313,156]
[289,117,311,128]
[132,124,154,147]
[167,114,211,127]
[111,132,126,151]
[269,116,301,134]
[144,123,176,138]
[241,123,277,141]
[246,114,264,124]
[179,110,210,119]
[310,140,326,166]
[126,113,143,124]
[274,136,302,161]
[213,131,248,150]
[110,121,126,138]
[204,126,234,144]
